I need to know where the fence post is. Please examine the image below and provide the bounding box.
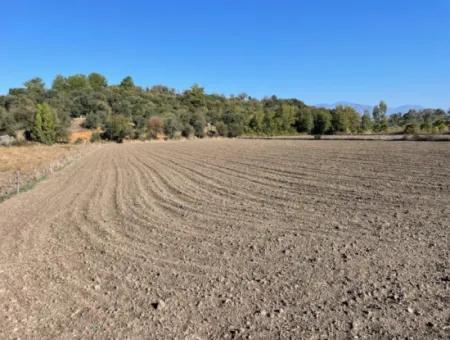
[16,170,20,194]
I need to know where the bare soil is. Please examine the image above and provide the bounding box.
[0,139,449,339]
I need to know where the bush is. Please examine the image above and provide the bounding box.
[163,115,182,139]
[433,120,447,133]
[147,116,164,139]
[223,111,244,137]
[191,112,206,138]
[182,124,194,138]
[420,121,432,133]
[102,115,132,143]
[312,110,331,135]
[404,123,418,135]
[84,111,107,129]
[55,128,69,143]
[216,121,228,137]
[90,132,101,142]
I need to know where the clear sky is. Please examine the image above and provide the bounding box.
[1,0,449,108]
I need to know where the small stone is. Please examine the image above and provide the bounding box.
[407,307,414,314]
[257,309,267,316]
[94,284,101,291]
[152,300,165,310]
[351,319,362,331]
[222,298,231,305]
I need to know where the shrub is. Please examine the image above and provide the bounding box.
[90,132,101,142]
[182,124,194,138]
[433,120,446,133]
[312,110,331,135]
[163,115,182,139]
[223,111,244,137]
[420,121,432,133]
[216,121,228,137]
[102,115,132,143]
[147,116,164,139]
[404,123,418,135]
[191,112,206,138]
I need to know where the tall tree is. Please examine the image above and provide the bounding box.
[361,111,373,132]
[24,78,46,103]
[31,103,56,144]
[120,76,135,89]
[88,73,108,90]
[312,110,331,135]
[372,100,388,132]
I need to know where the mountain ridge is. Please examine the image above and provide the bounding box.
[315,101,424,115]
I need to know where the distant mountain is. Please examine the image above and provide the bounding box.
[315,102,424,115]
[389,105,424,114]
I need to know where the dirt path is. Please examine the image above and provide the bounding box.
[0,140,449,339]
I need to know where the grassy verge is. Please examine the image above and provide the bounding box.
[0,175,47,203]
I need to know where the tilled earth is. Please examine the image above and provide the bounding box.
[0,139,449,339]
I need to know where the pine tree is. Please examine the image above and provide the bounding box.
[41,103,56,143]
[31,103,56,144]
[31,105,44,142]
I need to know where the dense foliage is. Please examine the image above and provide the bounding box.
[0,74,449,144]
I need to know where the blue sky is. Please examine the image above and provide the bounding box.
[1,0,449,108]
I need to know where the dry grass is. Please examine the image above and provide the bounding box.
[69,130,93,143]
[0,144,94,199]
[0,144,76,173]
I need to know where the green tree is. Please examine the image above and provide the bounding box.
[88,73,108,90]
[360,111,373,132]
[190,110,206,137]
[248,109,264,132]
[31,103,56,144]
[372,100,388,132]
[102,115,132,142]
[312,110,332,135]
[331,106,360,133]
[277,103,296,132]
[52,75,68,92]
[295,108,314,133]
[183,84,206,109]
[262,110,276,134]
[163,114,181,138]
[66,74,89,91]
[0,107,16,136]
[223,111,244,137]
[120,76,135,89]
[24,77,46,103]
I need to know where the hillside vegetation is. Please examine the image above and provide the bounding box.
[0,74,449,144]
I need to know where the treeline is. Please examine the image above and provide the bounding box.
[0,74,449,143]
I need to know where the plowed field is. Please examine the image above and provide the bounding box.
[0,140,449,339]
